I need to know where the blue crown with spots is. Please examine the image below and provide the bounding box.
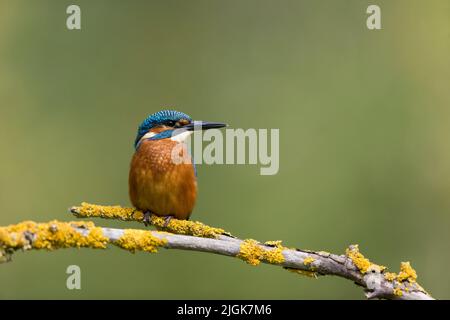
[134,110,192,148]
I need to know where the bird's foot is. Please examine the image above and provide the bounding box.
[163,215,174,228]
[143,211,152,226]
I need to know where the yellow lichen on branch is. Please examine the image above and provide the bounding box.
[382,262,418,284]
[344,245,427,298]
[0,203,434,300]
[115,229,167,253]
[71,202,144,222]
[285,267,318,278]
[238,240,320,279]
[284,255,318,278]
[346,245,418,284]
[150,215,226,238]
[71,202,228,239]
[264,240,283,247]
[346,244,385,274]
[382,260,425,297]
[0,220,108,254]
[0,220,169,260]
[397,262,417,283]
[384,272,397,281]
[393,287,403,297]
[303,256,315,266]
[237,239,285,266]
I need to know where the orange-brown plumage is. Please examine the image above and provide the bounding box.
[129,137,197,220]
[129,110,226,221]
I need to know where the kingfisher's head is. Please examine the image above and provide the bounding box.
[134,109,227,149]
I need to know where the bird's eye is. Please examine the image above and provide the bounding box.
[166,120,176,127]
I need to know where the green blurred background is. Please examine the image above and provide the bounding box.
[1,0,449,299]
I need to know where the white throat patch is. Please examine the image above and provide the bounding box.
[170,130,193,143]
[139,130,192,144]
[140,131,157,142]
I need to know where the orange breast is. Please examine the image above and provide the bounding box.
[128,138,197,220]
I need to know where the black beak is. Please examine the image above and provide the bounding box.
[183,121,227,131]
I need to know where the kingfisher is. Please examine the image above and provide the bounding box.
[129,110,227,224]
